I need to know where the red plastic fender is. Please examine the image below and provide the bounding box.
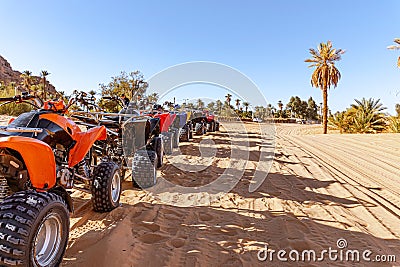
[0,136,56,189]
[154,113,170,132]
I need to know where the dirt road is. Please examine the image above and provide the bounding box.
[62,122,400,267]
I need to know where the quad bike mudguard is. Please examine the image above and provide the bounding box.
[0,136,56,189]
[154,113,170,132]
[68,126,107,167]
[122,118,148,156]
[40,113,107,167]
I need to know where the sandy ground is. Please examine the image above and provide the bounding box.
[56,122,399,267]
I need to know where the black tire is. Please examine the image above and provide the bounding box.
[91,162,121,212]
[207,122,213,132]
[132,150,157,188]
[171,128,180,148]
[189,123,193,139]
[162,132,173,155]
[179,126,190,142]
[211,121,215,132]
[195,123,203,135]
[154,136,163,168]
[215,122,220,131]
[0,190,69,267]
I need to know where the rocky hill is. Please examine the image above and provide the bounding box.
[0,55,56,93]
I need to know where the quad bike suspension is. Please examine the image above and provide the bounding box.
[77,160,91,178]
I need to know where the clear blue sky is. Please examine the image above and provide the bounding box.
[1,0,400,114]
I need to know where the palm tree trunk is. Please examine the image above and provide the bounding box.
[323,88,328,134]
[43,78,46,100]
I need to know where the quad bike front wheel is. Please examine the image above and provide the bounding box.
[132,150,157,188]
[0,190,69,267]
[91,162,121,212]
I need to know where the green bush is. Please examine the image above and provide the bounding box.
[0,85,33,116]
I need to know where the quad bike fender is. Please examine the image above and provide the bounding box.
[68,126,107,167]
[0,136,56,189]
[50,186,74,212]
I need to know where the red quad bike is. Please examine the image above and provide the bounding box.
[146,105,177,155]
[204,110,220,132]
[71,95,163,189]
[0,93,122,266]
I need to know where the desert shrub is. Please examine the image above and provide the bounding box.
[330,98,387,134]
[328,111,351,133]
[388,117,400,133]
[0,85,33,116]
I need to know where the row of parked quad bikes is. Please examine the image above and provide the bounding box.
[0,91,220,266]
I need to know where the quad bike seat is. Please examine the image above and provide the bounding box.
[99,119,120,128]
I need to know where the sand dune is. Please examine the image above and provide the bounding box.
[60,122,400,266]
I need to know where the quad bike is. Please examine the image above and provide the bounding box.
[204,111,220,132]
[144,105,177,156]
[190,110,209,135]
[0,92,122,266]
[169,111,193,143]
[71,94,163,189]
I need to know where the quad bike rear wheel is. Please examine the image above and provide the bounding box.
[91,162,121,212]
[215,122,220,131]
[154,136,164,168]
[189,123,193,139]
[195,123,204,135]
[162,132,174,155]
[171,128,180,148]
[0,190,69,267]
[132,150,157,188]
[179,125,190,142]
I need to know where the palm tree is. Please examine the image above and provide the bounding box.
[243,102,250,113]
[305,41,345,134]
[196,99,204,109]
[215,100,223,115]
[395,103,400,117]
[277,100,283,118]
[40,70,50,100]
[351,98,386,114]
[20,70,33,93]
[387,38,400,68]
[348,98,387,133]
[235,99,241,110]
[225,93,232,107]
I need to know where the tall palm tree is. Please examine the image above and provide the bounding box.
[20,70,33,93]
[277,100,283,118]
[305,41,345,134]
[387,38,400,68]
[225,93,232,107]
[243,102,250,113]
[40,70,50,100]
[235,99,241,110]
